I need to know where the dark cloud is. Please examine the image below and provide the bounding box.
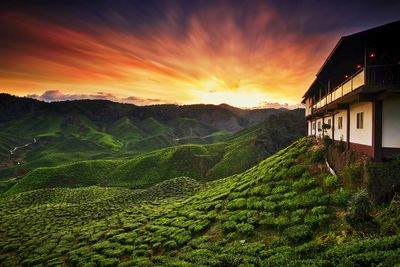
[2,0,400,37]
[2,1,400,107]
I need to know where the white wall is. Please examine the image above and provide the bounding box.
[382,96,400,148]
[333,110,347,142]
[349,102,372,146]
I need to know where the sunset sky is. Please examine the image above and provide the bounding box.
[1,0,400,108]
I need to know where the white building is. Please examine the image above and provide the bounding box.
[303,21,400,161]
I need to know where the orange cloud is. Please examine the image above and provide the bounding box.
[0,5,339,108]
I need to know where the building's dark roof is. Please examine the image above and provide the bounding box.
[303,20,400,101]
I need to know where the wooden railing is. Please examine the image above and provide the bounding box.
[312,68,365,111]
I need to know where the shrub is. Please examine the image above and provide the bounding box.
[283,225,312,243]
[324,175,340,187]
[104,248,124,258]
[92,241,116,251]
[292,209,306,218]
[262,201,278,212]
[311,206,327,215]
[164,240,178,250]
[97,257,119,267]
[236,223,254,236]
[304,214,331,228]
[368,156,400,203]
[227,198,247,210]
[310,147,325,163]
[274,216,291,230]
[188,236,212,249]
[341,163,362,184]
[330,188,353,206]
[323,135,332,147]
[173,231,191,246]
[246,197,264,209]
[221,221,237,233]
[345,189,373,230]
[271,185,289,194]
[188,219,210,233]
[286,165,307,179]
[292,177,317,191]
[259,212,274,226]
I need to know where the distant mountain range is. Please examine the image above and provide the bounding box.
[0,93,305,192]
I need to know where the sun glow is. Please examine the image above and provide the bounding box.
[0,5,338,107]
[197,90,268,108]
[193,78,270,108]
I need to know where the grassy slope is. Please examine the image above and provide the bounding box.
[5,111,305,194]
[0,113,124,180]
[1,138,400,266]
[0,114,226,179]
[0,95,289,179]
[3,139,238,194]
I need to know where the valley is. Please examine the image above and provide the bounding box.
[0,94,305,194]
[1,94,400,266]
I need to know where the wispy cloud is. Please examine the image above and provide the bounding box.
[257,101,304,110]
[27,90,164,106]
[1,1,400,107]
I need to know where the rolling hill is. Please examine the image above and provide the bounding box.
[0,93,291,179]
[1,138,399,266]
[3,109,306,194]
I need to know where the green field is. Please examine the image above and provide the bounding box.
[3,109,305,194]
[1,138,400,266]
[1,103,305,194]
[0,94,302,180]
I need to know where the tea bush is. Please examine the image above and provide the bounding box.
[1,138,399,266]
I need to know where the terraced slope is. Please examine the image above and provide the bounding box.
[0,94,298,179]
[1,138,399,266]
[5,110,305,194]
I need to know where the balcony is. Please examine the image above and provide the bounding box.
[312,68,365,112]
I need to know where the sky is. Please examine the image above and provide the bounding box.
[1,0,400,108]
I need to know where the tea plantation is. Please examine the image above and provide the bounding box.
[1,138,400,266]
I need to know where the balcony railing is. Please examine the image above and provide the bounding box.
[306,65,400,116]
[312,68,365,111]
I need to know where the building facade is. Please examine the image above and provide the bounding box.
[303,21,400,161]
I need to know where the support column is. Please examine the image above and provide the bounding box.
[332,113,335,141]
[372,100,382,161]
[346,107,350,150]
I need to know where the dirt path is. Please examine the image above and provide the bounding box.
[9,138,36,155]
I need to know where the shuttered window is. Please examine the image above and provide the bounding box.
[338,117,343,129]
[356,112,364,129]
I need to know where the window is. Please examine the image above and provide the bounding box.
[338,117,343,130]
[317,121,321,132]
[356,112,364,129]
[327,118,331,126]
[312,122,316,131]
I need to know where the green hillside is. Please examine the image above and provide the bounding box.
[4,110,305,194]
[0,94,292,179]
[1,138,400,266]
